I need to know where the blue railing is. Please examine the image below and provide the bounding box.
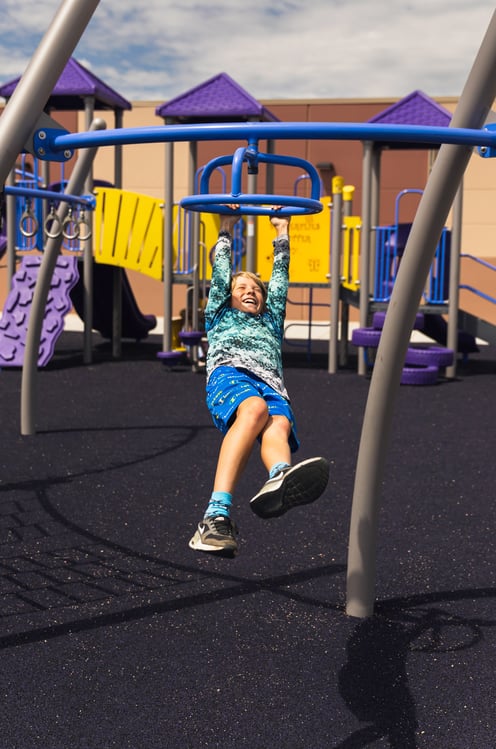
[373,189,452,305]
[373,224,451,304]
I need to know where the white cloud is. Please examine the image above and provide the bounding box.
[0,0,494,102]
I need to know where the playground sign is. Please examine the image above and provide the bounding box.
[255,198,331,284]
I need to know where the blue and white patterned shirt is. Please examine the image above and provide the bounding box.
[205,230,290,399]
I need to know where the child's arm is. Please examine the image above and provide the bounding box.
[266,211,291,327]
[270,212,290,239]
[219,210,239,235]
[205,208,239,320]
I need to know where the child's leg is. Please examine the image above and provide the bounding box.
[259,415,292,473]
[212,395,270,494]
[250,456,330,519]
[253,414,329,519]
[189,395,270,555]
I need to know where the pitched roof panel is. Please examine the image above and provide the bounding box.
[0,58,131,111]
[156,72,278,122]
[368,89,451,126]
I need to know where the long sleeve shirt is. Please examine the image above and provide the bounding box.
[205,230,290,399]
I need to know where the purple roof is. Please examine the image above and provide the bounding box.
[156,72,278,122]
[0,57,131,111]
[368,89,451,127]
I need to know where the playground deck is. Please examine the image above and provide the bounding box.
[0,331,495,747]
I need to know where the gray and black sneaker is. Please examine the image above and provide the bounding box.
[189,515,238,556]
[250,457,330,519]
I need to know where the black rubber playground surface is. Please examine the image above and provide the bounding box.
[1,332,495,748]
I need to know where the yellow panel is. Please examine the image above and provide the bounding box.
[93,188,164,280]
[341,215,362,291]
[255,199,331,284]
[93,188,120,262]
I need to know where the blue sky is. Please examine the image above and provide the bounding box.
[2,0,496,104]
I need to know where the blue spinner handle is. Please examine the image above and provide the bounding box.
[182,148,323,216]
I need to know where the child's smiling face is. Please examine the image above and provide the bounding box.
[231,275,265,315]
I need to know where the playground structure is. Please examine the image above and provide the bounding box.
[3,85,491,380]
[2,0,496,620]
[1,167,485,385]
[2,74,493,377]
[0,159,480,317]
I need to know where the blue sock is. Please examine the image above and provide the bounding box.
[269,462,290,479]
[204,491,232,519]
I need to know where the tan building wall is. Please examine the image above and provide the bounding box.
[78,103,191,200]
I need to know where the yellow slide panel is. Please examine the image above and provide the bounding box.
[93,188,164,280]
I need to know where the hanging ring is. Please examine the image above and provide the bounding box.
[77,210,92,241]
[44,205,63,239]
[19,203,39,238]
[62,208,80,240]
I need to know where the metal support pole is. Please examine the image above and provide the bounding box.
[340,185,356,366]
[190,141,200,333]
[266,140,275,194]
[112,267,123,357]
[20,119,106,436]
[245,172,257,273]
[83,96,95,364]
[6,169,16,287]
[369,145,381,300]
[328,177,343,373]
[0,0,100,187]
[83,216,95,363]
[111,108,124,361]
[114,109,124,189]
[357,142,373,375]
[346,10,496,618]
[162,140,174,352]
[446,185,463,379]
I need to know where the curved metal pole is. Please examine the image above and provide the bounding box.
[0,0,100,187]
[20,119,106,436]
[346,10,496,618]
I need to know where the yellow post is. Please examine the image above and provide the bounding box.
[343,184,355,207]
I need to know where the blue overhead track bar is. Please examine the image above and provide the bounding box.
[31,121,496,161]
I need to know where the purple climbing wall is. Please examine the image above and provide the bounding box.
[0,255,79,367]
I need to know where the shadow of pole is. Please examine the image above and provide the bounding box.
[335,616,418,748]
[333,594,496,748]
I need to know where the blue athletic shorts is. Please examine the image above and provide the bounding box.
[206,366,300,453]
